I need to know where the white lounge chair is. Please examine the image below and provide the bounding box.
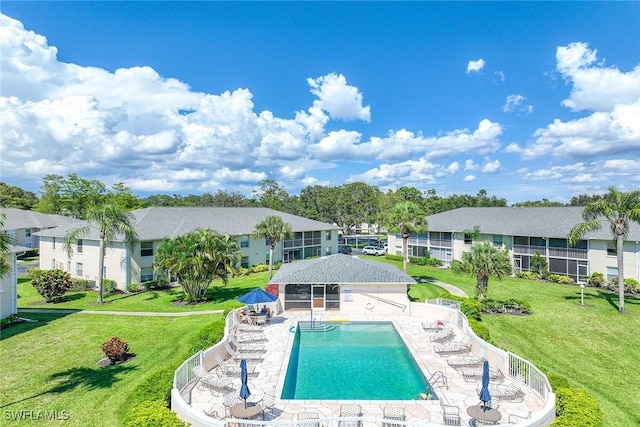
[229,335,266,352]
[447,347,486,368]
[430,325,455,342]
[192,365,234,395]
[489,375,526,401]
[433,335,471,354]
[462,360,504,382]
[224,343,264,362]
[422,313,453,331]
[214,352,256,377]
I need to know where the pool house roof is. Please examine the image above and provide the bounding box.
[269,254,416,285]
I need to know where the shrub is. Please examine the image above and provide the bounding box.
[27,267,46,281]
[233,267,250,277]
[481,298,531,315]
[548,274,574,284]
[102,278,117,293]
[186,321,225,355]
[265,283,279,296]
[384,254,404,262]
[461,298,482,321]
[130,366,175,406]
[624,277,640,293]
[468,319,492,344]
[70,278,92,292]
[123,400,186,427]
[587,272,605,287]
[146,279,171,290]
[127,282,141,293]
[425,257,443,267]
[32,269,72,302]
[250,264,269,273]
[518,271,539,280]
[409,256,426,265]
[101,336,130,364]
[553,387,603,427]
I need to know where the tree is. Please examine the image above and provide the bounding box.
[64,204,138,304]
[36,173,108,218]
[154,229,241,301]
[252,215,292,280]
[451,242,512,300]
[384,201,427,273]
[568,186,640,313]
[0,212,13,278]
[0,182,39,210]
[531,250,548,276]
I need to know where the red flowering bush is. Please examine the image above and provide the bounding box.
[101,336,130,364]
[265,283,279,296]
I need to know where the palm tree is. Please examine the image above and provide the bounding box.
[0,212,13,278]
[64,204,138,304]
[452,242,512,300]
[385,201,427,273]
[252,215,292,280]
[154,229,241,301]
[568,186,640,313]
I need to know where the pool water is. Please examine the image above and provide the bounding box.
[281,322,433,400]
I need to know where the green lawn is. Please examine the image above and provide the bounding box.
[17,273,270,312]
[0,312,220,426]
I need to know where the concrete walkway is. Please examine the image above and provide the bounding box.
[18,308,224,317]
[433,281,468,298]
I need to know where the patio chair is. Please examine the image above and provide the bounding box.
[296,411,320,427]
[232,327,268,342]
[433,335,471,354]
[339,404,362,427]
[224,343,264,362]
[382,405,406,427]
[447,347,486,368]
[422,313,453,331]
[490,375,526,402]
[508,411,532,424]
[260,394,276,420]
[462,361,504,382]
[254,315,268,326]
[230,335,267,352]
[440,401,461,426]
[192,366,234,395]
[222,392,242,417]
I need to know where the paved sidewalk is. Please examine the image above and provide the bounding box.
[18,308,224,317]
[433,281,469,298]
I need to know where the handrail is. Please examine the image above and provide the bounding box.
[355,291,407,311]
[428,370,448,390]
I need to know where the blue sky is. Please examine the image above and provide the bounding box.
[1,2,638,204]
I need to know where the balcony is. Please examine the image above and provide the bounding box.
[513,245,587,259]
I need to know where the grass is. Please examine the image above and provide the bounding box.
[0,312,220,426]
[17,273,270,312]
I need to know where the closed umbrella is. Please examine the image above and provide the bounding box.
[239,359,251,408]
[479,360,492,409]
[238,288,278,311]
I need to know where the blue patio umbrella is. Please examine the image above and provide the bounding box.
[238,288,278,310]
[479,360,492,409]
[239,359,251,408]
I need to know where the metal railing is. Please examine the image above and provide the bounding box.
[174,350,203,393]
[508,353,551,400]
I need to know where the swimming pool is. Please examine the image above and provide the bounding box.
[281,322,434,400]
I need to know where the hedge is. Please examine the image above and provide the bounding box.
[123,400,187,427]
[553,387,603,427]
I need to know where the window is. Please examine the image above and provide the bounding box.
[606,243,617,256]
[53,237,56,249]
[76,262,83,277]
[240,236,249,248]
[52,259,56,269]
[265,238,270,247]
[606,267,618,282]
[241,256,249,268]
[25,228,32,237]
[492,235,503,246]
[464,234,473,244]
[141,267,154,282]
[77,239,83,253]
[141,241,153,257]
[326,230,332,241]
[67,261,71,272]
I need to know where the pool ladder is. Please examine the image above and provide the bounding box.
[428,370,448,390]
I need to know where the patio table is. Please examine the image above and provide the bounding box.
[229,402,263,420]
[467,405,501,424]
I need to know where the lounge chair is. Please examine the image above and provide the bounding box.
[339,404,362,427]
[224,343,264,362]
[214,352,256,377]
[430,325,455,342]
[230,335,267,352]
[489,375,526,402]
[422,313,453,331]
[382,406,406,427]
[440,401,461,426]
[433,335,471,354]
[508,411,532,424]
[462,361,504,382]
[232,327,268,342]
[447,347,486,368]
[192,365,234,395]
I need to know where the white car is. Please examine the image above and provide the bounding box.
[362,246,386,256]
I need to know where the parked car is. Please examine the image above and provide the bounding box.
[362,246,386,256]
[338,245,353,254]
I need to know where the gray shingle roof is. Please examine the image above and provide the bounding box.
[1,208,79,231]
[33,207,339,241]
[269,254,416,285]
[426,207,640,240]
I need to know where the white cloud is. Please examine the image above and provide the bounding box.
[503,143,522,153]
[502,94,533,115]
[463,175,476,182]
[464,159,479,171]
[436,162,460,178]
[349,158,438,187]
[495,71,505,82]
[307,73,371,122]
[467,59,485,73]
[481,159,501,173]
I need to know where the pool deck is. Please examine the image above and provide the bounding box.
[184,310,546,425]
